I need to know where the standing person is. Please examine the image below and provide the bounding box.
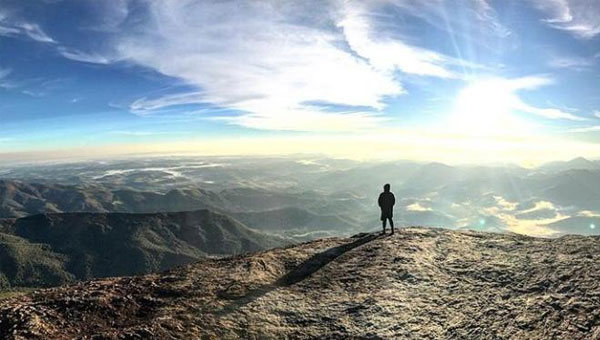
[378,184,395,234]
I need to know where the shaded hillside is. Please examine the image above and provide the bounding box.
[1,228,599,339]
[0,233,73,288]
[0,210,287,288]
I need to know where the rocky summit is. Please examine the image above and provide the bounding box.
[1,227,600,339]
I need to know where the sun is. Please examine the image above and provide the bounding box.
[450,79,531,137]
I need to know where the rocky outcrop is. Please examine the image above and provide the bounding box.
[1,227,600,339]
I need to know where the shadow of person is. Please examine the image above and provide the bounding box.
[215,232,381,317]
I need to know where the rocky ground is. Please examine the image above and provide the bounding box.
[1,227,600,339]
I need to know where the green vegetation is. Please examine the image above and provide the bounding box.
[0,232,74,288]
[0,210,288,289]
[0,287,35,301]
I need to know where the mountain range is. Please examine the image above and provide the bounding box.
[6,155,600,236]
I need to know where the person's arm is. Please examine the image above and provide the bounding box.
[378,193,383,207]
[391,193,395,206]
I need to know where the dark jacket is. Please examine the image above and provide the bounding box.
[378,191,395,219]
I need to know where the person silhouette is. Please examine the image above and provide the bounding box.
[378,183,395,234]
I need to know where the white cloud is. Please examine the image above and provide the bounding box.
[577,210,600,217]
[215,109,386,132]
[0,67,15,89]
[406,202,432,212]
[108,0,475,131]
[17,23,56,43]
[458,76,585,121]
[470,0,512,38]
[528,0,600,38]
[0,10,55,43]
[519,201,557,214]
[548,55,595,70]
[0,68,10,79]
[58,47,113,64]
[513,101,584,121]
[84,0,130,32]
[338,3,455,78]
[569,125,600,133]
[493,196,517,211]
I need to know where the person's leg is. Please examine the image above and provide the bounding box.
[382,217,387,233]
[389,218,394,234]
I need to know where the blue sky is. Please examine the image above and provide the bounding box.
[1,0,599,164]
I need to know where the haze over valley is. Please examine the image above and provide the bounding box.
[3,155,600,240]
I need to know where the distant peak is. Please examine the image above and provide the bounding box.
[570,157,591,163]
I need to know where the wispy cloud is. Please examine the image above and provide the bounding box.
[111,0,418,131]
[569,126,600,132]
[111,0,501,131]
[0,10,55,43]
[548,55,596,71]
[0,67,18,89]
[17,22,55,43]
[528,0,600,39]
[406,202,432,212]
[471,0,512,38]
[0,67,10,82]
[381,0,511,39]
[58,47,113,64]
[338,3,456,78]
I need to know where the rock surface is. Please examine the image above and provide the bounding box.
[1,227,600,339]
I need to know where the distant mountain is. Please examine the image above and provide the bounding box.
[230,206,360,233]
[0,179,364,219]
[0,180,368,238]
[7,157,600,241]
[0,210,288,288]
[537,169,600,209]
[539,157,600,173]
[2,228,600,338]
[312,161,422,194]
[399,162,460,196]
[0,180,221,218]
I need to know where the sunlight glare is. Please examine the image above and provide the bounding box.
[451,79,530,137]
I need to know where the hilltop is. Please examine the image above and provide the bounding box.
[1,227,599,339]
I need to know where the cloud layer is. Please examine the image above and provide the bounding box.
[112,0,485,131]
[1,0,597,137]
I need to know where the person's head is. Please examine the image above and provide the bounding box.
[383,183,390,192]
